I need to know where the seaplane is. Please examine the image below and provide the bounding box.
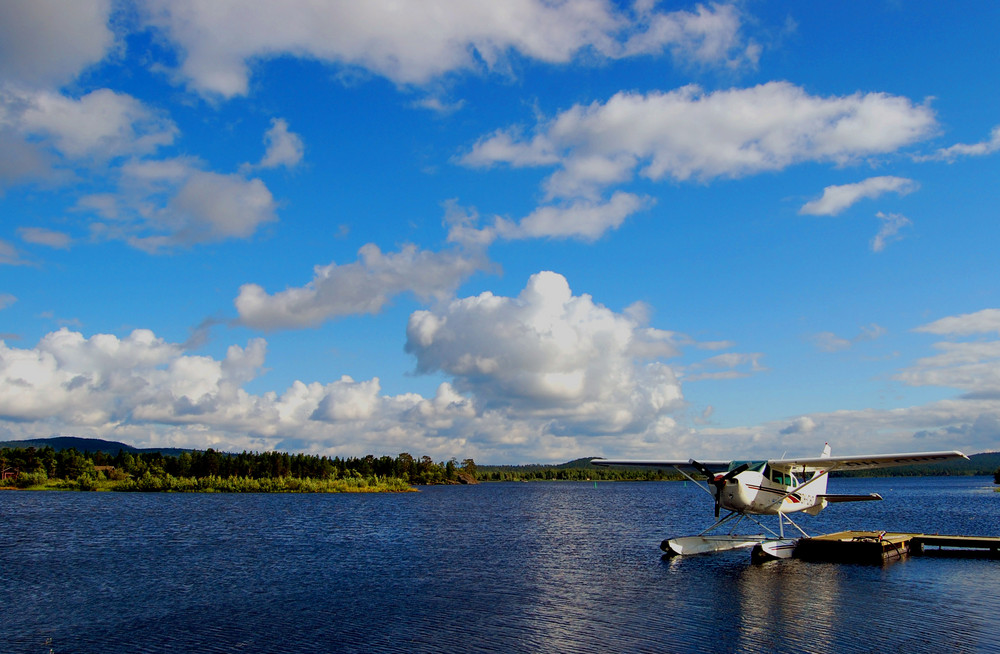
[591,444,967,560]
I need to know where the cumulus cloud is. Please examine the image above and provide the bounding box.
[8,88,178,161]
[405,271,684,435]
[0,313,688,462]
[459,82,936,240]
[140,0,756,98]
[780,416,816,435]
[3,307,998,462]
[0,0,114,87]
[251,118,304,170]
[799,176,918,216]
[1,85,282,253]
[236,243,493,329]
[79,159,279,253]
[871,211,911,252]
[0,86,178,190]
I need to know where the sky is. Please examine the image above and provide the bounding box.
[1,0,999,464]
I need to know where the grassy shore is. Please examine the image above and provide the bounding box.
[2,472,416,493]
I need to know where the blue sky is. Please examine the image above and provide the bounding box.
[2,0,999,463]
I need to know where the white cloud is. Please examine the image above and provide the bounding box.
[0,89,285,252]
[780,416,816,435]
[253,118,304,170]
[0,294,15,310]
[161,171,277,245]
[812,332,851,352]
[812,323,887,352]
[0,239,28,266]
[0,86,177,191]
[4,308,999,462]
[924,125,1000,162]
[915,308,1000,336]
[871,211,911,252]
[141,0,756,98]
[5,88,177,161]
[622,1,757,67]
[405,271,684,435]
[459,82,936,239]
[0,128,55,188]
[683,351,765,381]
[76,156,278,252]
[707,395,1000,461]
[0,0,114,87]
[464,82,936,194]
[488,192,652,242]
[799,176,918,216]
[18,227,71,249]
[235,243,493,329]
[0,318,684,462]
[897,309,1000,395]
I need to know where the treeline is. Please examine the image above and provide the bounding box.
[477,462,683,482]
[0,446,476,492]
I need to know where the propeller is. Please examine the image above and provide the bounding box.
[690,460,750,517]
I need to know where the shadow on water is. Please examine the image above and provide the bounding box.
[1,477,998,653]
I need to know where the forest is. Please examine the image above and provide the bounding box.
[0,446,439,492]
[0,444,681,492]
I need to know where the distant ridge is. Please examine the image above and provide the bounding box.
[0,436,195,458]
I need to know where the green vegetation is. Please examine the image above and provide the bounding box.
[0,446,469,492]
[3,438,998,493]
[477,458,684,482]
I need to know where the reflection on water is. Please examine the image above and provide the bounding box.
[1,477,998,653]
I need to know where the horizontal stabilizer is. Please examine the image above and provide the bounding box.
[818,493,883,503]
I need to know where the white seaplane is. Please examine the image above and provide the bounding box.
[591,444,967,560]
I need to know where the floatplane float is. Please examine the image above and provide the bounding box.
[591,444,967,561]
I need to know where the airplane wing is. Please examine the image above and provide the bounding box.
[768,450,967,474]
[590,458,732,475]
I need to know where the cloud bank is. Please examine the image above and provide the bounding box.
[458,82,937,241]
[140,0,757,98]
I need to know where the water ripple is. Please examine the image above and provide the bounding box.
[1,478,998,653]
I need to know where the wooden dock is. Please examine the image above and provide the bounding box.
[794,530,1000,564]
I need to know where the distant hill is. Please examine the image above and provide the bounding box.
[0,436,194,458]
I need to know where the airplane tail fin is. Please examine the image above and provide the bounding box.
[809,443,831,496]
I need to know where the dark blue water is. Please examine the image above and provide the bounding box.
[2,477,999,653]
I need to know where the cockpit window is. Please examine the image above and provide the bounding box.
[767,468,799,486]
[729,460,765,473]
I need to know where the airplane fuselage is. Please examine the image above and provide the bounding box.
[713,469,826,516]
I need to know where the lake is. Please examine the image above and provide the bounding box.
[2,476,999,653]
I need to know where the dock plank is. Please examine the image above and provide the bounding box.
[794,531,1000,563]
